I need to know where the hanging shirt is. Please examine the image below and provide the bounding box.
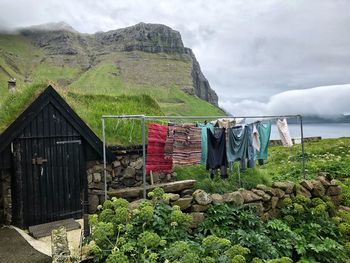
[198,123,215,165]
[227,126,248,163]
[252,123,260,151]
[206,128,228,170]
[246,124,255,168]
[255,122,272,160]
[146,123,173,174]
[276,118,293,147]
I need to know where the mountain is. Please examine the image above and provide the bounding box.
[0,22,220,117]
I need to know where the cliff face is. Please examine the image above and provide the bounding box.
[18,22,219,106]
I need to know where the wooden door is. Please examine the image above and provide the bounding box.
[13,137,84,227]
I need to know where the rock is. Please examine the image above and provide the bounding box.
[295,185,312,198]
[130,158,143,170]
[128,199,149,211]
[300,180,314,191]
[191,204,210,212]
[239,190,262,203]
[106,173,112,183]
[166,174,172,181]
[330,195,342,206]
[326,185,341,196]
[252,189,266,197]
[172,197,193,210]
[88,195,100,213]
[181,189,195,197]
[256,184,270,192]
[222,192,244,205]
[93,173,102,183]
[274,188,285,198]
[123,167,136,178]
[193,189,212,205]
[271,197,279,209]
[88,182,104,190]
[112,160,121,168]
[311,180,326,197]
[191,212,205,228]
[51,226,70,263]
[330,179,338,186]
[123,178,136,187]
[339,205,350,212]
[262,194,271,202]
[168,193,180,202]
[87,173,93,184]
[121,157,130,167]
[316,175,331,187]
[272,182,295,194]
[211,194,224,204]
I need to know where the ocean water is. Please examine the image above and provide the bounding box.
[270,123,350,140]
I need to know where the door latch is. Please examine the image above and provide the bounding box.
[32,157,48,165]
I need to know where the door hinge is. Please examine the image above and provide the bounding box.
[56,140,81,145]
[32,157,48,165]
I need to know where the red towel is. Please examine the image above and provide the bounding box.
[146,123,173,174]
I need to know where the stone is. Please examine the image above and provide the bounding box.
[168,193,180,202]
[271,197,279,209]
[211,194,224,204]
[106,173,112,183]
[128,199,149,211]
[191,204,210,212]
[87,173,93,184]
[295,185,312,198]
[112,160,121,168]
[316,175,331,187]
[193,189,212,205]
[239,190,262,203]
[300,180,314,191]
[123,178,136,187]
[130,158,143,170]
[190,212,205,228]
[222,192,244,205]
[274,188,285,198]
[252,189,266,197]
[262,194,271,202]
[181,189,195,197]
[88,195,100,213]
[51,226,70,263]
[330,195,342,206]
[121,157,130,167]
[123,167,136,178]
[272,182,295,194]
[172,197,193,210]
[88,182,104,190]
[326,185,341,196]
[311,180,326,197]
[339,205,350,212]
[166,173,172,181]
[93,173,102,183]
[256,184,270,192]
[330,179,338,186]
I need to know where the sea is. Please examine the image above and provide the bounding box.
[270,123,350,140]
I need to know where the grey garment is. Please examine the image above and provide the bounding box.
[246,124,255,168]
[227,126,248,163]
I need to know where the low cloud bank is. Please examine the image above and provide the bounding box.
[220,84,350,117]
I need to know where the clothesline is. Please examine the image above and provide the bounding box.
[101,114,305,199]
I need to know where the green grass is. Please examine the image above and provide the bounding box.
[175,138,350,193]
[32,64,81,83]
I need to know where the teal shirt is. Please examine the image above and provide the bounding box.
[198,123,215,164]
[255,122,271,160]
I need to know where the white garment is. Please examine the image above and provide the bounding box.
[252,124,260,151]
[276,118,293,147]
[211,118,245,129]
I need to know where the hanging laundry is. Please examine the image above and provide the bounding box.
[146,123,173,174]
[227,126,248,163]
[246,124,255,168]
[252,123,260,151]
[164,124,175,158]
[171,125,201,165]
[198,122,215,165]
[255,121,272,160]
[211,118,245,129]
[206,128,228,170]
[276,118,293,147]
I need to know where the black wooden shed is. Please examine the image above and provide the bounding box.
[0,85,114,228]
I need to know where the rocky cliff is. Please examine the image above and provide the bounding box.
[19,22,218,106]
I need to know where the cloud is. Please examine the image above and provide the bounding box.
[220,84,350,117]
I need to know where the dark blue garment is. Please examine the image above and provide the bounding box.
[206,128,227,170]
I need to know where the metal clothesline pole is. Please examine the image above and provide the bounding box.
[101,114,305,201]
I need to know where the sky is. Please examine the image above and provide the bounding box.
[0,0,349,116]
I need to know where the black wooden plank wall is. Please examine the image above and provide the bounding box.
[14,102,84,227]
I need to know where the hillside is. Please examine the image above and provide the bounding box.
[0,22,222,117]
